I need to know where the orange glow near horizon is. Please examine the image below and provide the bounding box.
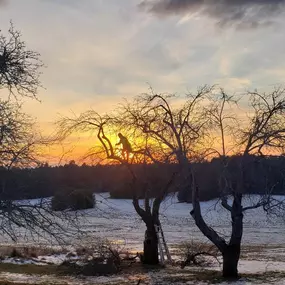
[38,129,131,166]
[31,96,284,166]
[36,124,285,166]
[35,116,232,165]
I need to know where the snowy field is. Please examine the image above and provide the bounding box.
[79,193,285,250]
[0,193,285,284]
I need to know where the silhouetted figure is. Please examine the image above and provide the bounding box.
[116,133,132,161]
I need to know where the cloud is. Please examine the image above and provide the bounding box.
[140,0,285,29]
[0,0,7,6]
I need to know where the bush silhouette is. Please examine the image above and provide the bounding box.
[52,187,95,211]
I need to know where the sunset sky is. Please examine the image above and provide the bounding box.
[1,0,285,163]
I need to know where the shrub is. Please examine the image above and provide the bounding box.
[51,187,95,211]
[62,238,122,276]
[69,188,95,210]
[51,192,68,211]
[179,240,220,268]
[10,248,24,258]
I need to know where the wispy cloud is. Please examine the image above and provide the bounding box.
[140,0,285,29]
[1,0,285,126]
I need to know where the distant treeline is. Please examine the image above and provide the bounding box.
[1,155,285,202]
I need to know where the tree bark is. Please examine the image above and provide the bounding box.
[133,175,175,265]
[142,225,159,264]
[133,196,160,265]
[222,244,241,279]
[222,193,243,279]
[191,181,243,279]
[177,160,192,203]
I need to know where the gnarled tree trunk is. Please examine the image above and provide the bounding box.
[222,244,240,279]
[222,193,243,279]
[191,182,244,280]
[142,224,159,264]
[133,195,160,265]
[132,169,175,265]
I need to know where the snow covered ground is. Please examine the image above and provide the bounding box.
[0,193,284,284]
[79,193,285,250]
[3,193,285,249]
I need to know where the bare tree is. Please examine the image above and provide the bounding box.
[0,100,38,169]
[190,87,285,278]
[57,109,178,264]
[0,23,81,244]
[0,22,43,99]
[118,85,213,202]
[0,100,81,242]
[56,85,217,263]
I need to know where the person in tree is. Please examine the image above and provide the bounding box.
[116,133,132,161]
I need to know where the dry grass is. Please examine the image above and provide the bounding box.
[0,243,284,284]
[0,245,68,260]
[241,244,285,262]
[0,263,61,275]
[0,263,284,284]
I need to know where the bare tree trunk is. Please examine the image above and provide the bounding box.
[177,168,192,203]
[222,194,243,279]
[142,225,159,264]
[133,174,175,265]
[133,197,160,265]
[177,158,192,203]
[222,244,240,279]
[191,182,243,279]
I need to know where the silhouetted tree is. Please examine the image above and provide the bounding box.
[57,111,177,264]
[118,85,213,202]
[0,22,43,99]
[0,22,79,243]
[190,87,285,279]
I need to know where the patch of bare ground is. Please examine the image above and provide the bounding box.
[152,267,285,284]
[241,244,285,262]
[0,264,284,284]
[0,263,61,275]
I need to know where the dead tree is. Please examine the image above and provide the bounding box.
[190,87,285,279]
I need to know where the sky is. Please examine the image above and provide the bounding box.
[1,0,285,162]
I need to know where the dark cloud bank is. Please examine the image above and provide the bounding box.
[140,0,285,28]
